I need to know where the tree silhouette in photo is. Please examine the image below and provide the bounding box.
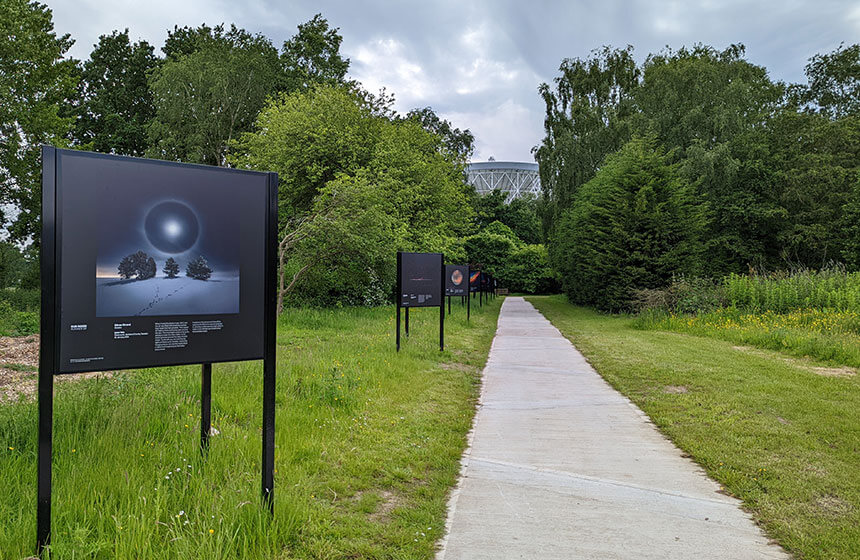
[163,257,180,278]
[186,255,213,280]
[117,250,156,280]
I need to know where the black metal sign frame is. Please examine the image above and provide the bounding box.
[445,264,469,318]
[37,146,278,555]
[396,252,444,352]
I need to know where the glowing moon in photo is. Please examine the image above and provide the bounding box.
[451,269,464,285]
[144,201,199,253]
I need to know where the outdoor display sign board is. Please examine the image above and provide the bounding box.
[38,147,278,554]
[445,264,470,319]
[396,252,444,351]
[445,264,468,296]
[469,270,480,292]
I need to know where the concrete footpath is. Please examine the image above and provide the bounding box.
[436,297,788,559]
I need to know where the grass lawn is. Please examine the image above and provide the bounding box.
[527,295,859,560]
[0,297,501,559]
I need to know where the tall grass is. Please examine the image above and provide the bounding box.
[0,299,502,559]
[724,268,860,313]
[634,269,860,367]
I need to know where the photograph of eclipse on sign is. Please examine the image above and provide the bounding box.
[95,190,240,317]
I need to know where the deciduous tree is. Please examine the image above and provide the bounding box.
[0,0,78,245]
[74,29,159,156]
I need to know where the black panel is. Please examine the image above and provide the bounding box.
[398,252,443,308]
[445,264,468,296]
[54,149,270,373]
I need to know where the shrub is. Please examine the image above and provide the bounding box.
[497,244,558,294]
[464,231,516,277]
[552,135,703,311]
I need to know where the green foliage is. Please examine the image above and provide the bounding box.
[539,42,860,289]
[0,241,25,288]
[723,269,860,313]
[552,136,703,311]
[74,29,159,156]
[799,42,860,119]
[147,25,281,166]
[369,116,473,251]
[406,107,474,162]
[481,220,522,246]
[497,244,558,294]
[473,190,543,244]
[0,0,78,245]
[0,287,39,312]
[534,45,638,236]
[0,300,38,336]
[231,86,379,216]
[281,173,396,307]
[280,14,351,93]
[635,44,783,152]
[464,232,516,277]
[630,276,727,314]
[232,85,472,306]
[841,179,860,268]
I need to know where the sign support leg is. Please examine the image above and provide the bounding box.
[396,305,401,352]
[261,171,277,514]
[405,308,409,337]
[440,262,445,351]
[37,145,57,558]
[201,363,211,453]
[37,371,53,556]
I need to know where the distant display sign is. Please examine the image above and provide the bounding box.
[48,148,273,373]
[469,270,481,292]
[398,252,443,307]
[445,264,469,296]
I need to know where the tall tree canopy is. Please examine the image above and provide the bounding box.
[74,29,159,156]
[280,14,351,92]
[534,45,639,237]
[539,42,860,301]
[406,107,475,162]
[147,24,281,166]
[0,0,78,245]
[799,42,860,119]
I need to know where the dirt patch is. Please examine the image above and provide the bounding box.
[0,334,115,403]
[664,385,689,394]
[732,345,857,378]
[810,366,855,378]
[0,335,39,367]
[803,465,828,477]
[815,494,854,517]
[368,490,404,523]
[439,362,477,373]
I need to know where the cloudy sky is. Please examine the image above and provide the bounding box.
[48,0,859,163]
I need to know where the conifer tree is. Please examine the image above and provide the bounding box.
[163,257,179,278]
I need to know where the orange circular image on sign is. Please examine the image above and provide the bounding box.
[451,269,464,285]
